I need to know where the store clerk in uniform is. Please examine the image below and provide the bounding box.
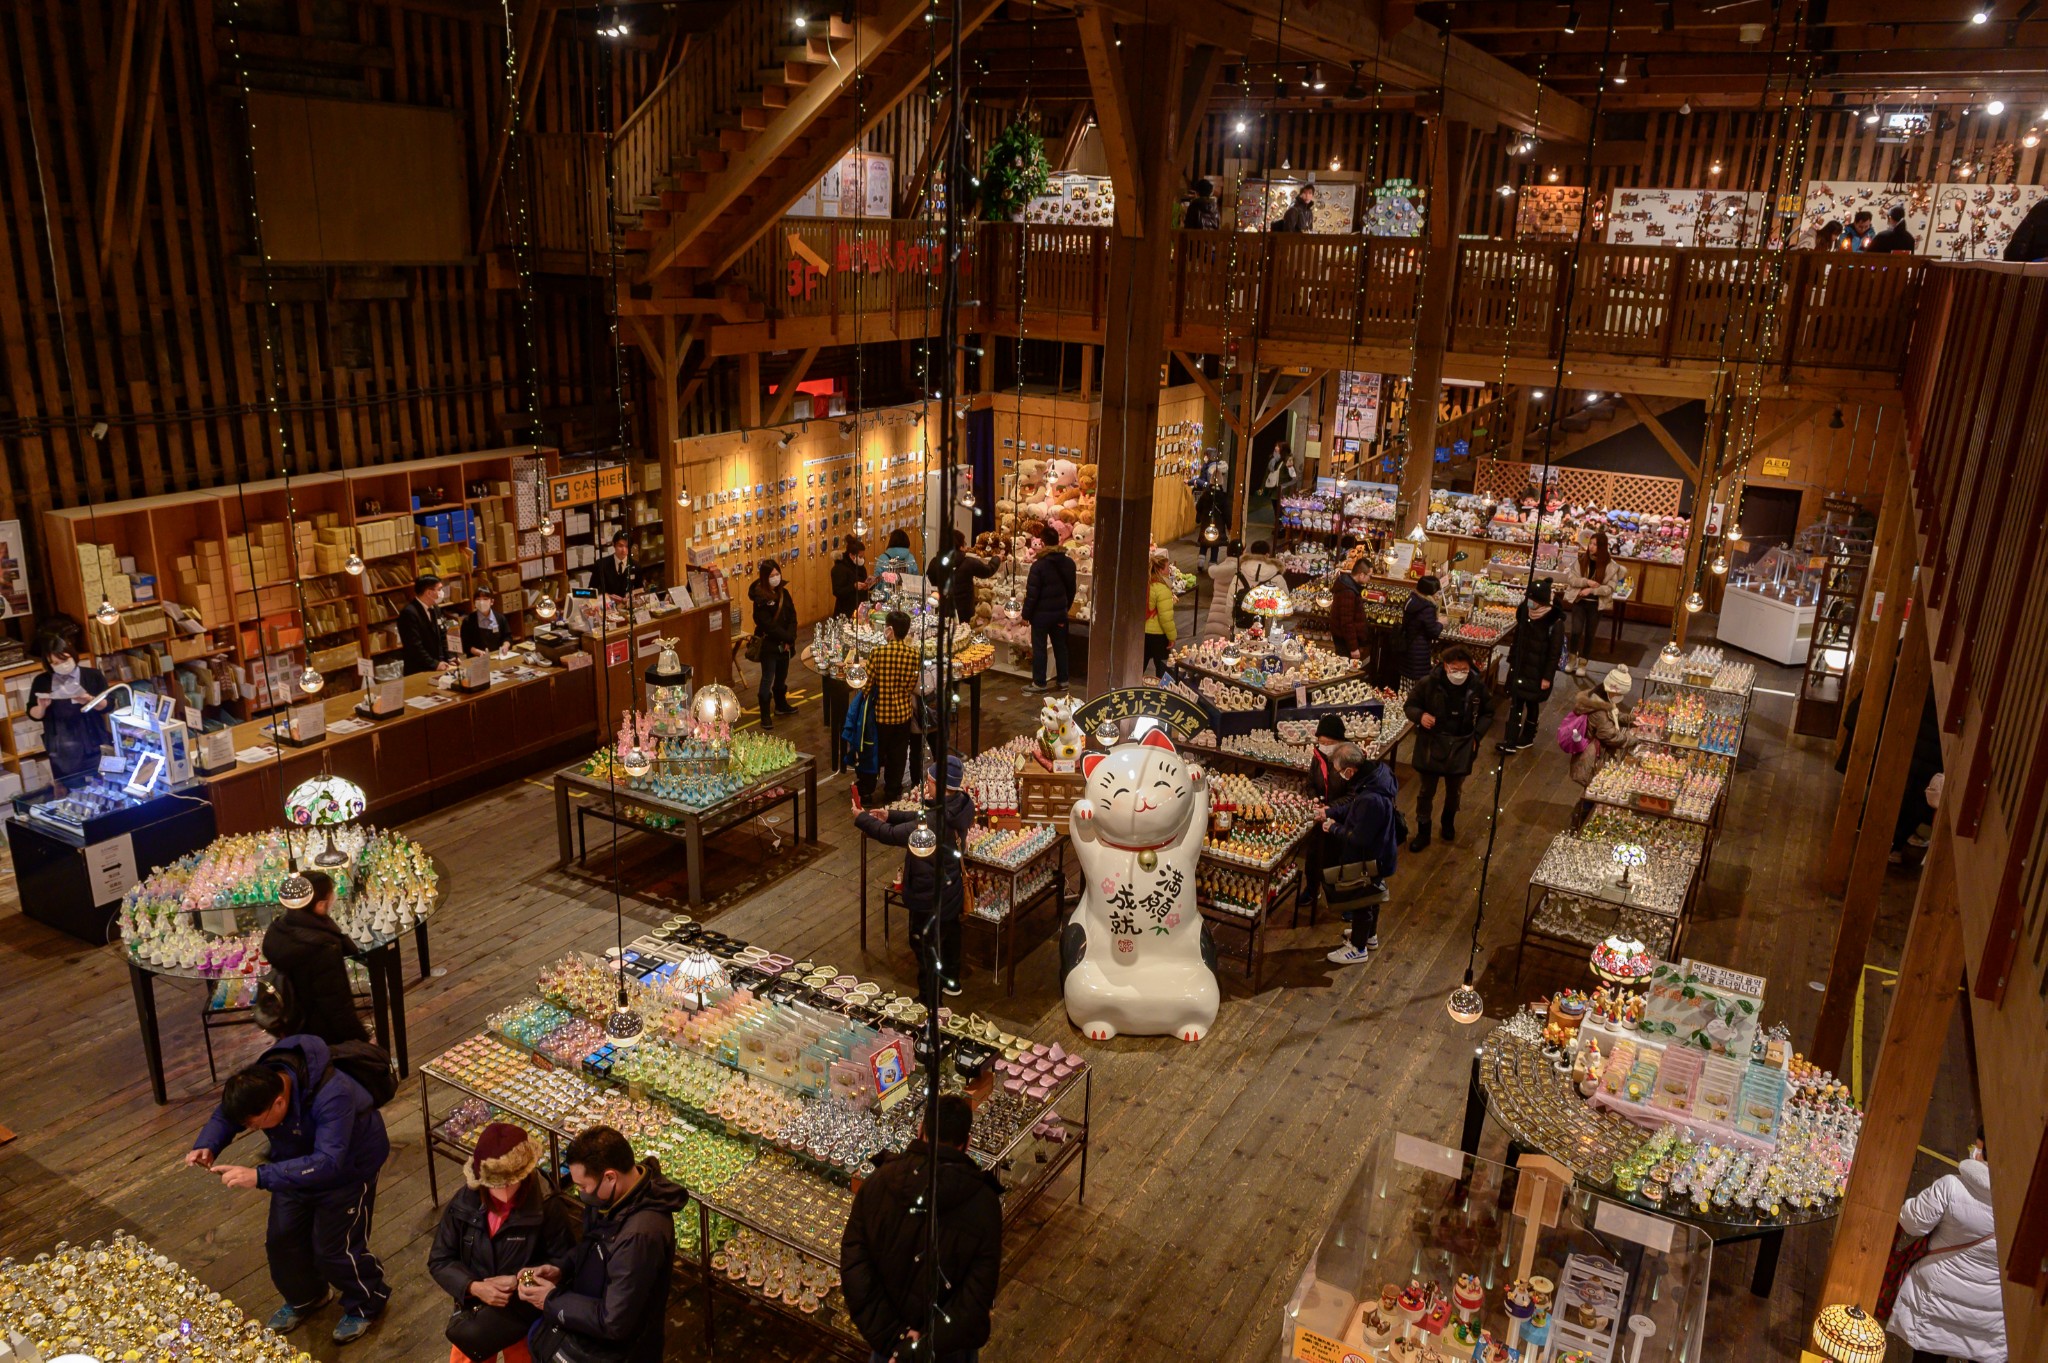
[27,644,109,787]
[396,575,454,676]
[591,532,638,603]
[461,585,507,657]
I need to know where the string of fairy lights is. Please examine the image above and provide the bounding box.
[1385,17,1457,512]
[1471,57,1550,533]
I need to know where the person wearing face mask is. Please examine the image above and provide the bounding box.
[398,575,455,676]
[1886,1134,2005,1363]
[748,559,799,729]
[521,1125,686,1363]
[1568,665,1635,787]
[461,587,506,657]
[832,536,875,617]
[1499,578,1569,754]
[591,532,637,603]
[1402,644,1494,851]
[1299,714,1349,916]
[428,1122,580,1363]
[28,644,109,785]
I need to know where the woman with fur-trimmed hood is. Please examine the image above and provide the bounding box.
[428,1122,581,1363]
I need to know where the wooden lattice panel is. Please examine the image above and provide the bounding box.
[1611,473,1686,517]
[1550,467,1609,508]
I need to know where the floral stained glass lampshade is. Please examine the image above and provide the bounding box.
[285,775,368,868]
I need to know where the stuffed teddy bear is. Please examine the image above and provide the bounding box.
[1078,462,1098,493]
[1048,456,1079,490]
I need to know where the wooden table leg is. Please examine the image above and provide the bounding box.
[804,760,818,842]
[129,962,168,1106]
[1459,1055,1488,1156]
[418,1072,439,1206]
[970,674,982,754]
[553,775,572,867]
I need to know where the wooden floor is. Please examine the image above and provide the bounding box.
[0,612,1973,1363]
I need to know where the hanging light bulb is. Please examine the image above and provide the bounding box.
[534,591,559,621]
[1447,974,1485,1025]
[1710,159,1723,175]
[962,487,976,511]
[1661,639,1683,662]
[1202,521,1222,545]
[298,664,324,696]
[605,998,646,1046]
[1686,591,1705,614]
[1093,718,1121,746]
[539,510,556,537]
[344,549,365,576]
[676,485,692,509]
[1710,553,1728,576]
[854,513,870,539]
[623,745,652,778]
[278,869,316,910]
[908,816,938,858]
[96,597,119,626]
[845,658,870,690]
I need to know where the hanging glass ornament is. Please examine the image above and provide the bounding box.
[344,550,365,576]
[1661,640,1683,662]
[1093,718,1121,746]
[908,817,938,858]
[278,870,315,910]
[1201,521,1222,545]
[96,597,119,626]
[854,514,870,539]
[1710,553,1728,576]
[623,745,652,777]
[676,486,693,509]
[845,658,870,690]
[534,591,559,621]
[1685,591,1705,613]
[298,665,324,695]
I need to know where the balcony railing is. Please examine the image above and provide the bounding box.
[731,219,1927,374]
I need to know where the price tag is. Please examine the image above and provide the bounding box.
[1295,684,1309,708]
[184,705,204,733]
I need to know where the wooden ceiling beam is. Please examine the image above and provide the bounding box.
[762,346,822,428]
[1076,5,1145,235]
[1172,351,1246,440]
[1621,391,1700,484]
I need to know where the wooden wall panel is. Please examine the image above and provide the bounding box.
[0,0,641,633]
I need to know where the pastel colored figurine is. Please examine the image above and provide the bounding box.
[1061,729,1217,1042]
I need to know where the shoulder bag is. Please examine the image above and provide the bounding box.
[1876,1227,1993,1320]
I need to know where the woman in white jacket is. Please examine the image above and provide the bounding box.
[1889,1152,2005,1363]
[1204,540,1283,641]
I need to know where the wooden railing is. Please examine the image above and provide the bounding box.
[1893,260,2048,1357]
[609,3,787,214]
[730,219,1926,375]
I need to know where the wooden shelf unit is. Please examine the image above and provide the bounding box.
[35,447,646,723]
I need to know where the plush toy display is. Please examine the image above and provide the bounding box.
[1061,729,1218,1042]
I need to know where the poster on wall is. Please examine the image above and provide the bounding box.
[1605,187,1764,247]
[1237,179,1360,233]
[1929,183,2048,260]
[789,152,894,218]
[1018,173,1115,226]
[0,520,31,620]
[1516,185,1597,239]
[1334,372,1382,444]
[1799,179,1931,246]
[1364,178,1424,237]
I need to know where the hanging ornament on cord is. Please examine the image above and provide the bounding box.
[96,597,119,626]
[1686,591,1705,614]
[344,549,365,576]
[623,745,652,778]
[298,664,324,695]
[535,591,559,622]
[675,485,692,510]
[1710,553,1728,576]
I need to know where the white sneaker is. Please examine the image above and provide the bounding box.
[1365,935,1380,951]
[1327,942,1372,965]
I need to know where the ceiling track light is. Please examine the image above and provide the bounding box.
[1564,7,1581,33]
[1613,57,1630,85]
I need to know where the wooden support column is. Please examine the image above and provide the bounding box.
[1508,386,1531,463]
[739,353,762,428]
[1838,450,1911,744]
[1672,392,1730,649]
[1078,344,1094,399]
[1812,599,1934,1073]
[1817,817,1963,1314]
[1080,17,1204,694]
[1825,453,1915,892]
[1401,119,1475,534]
[628,316,696,589]
[1228,365,1258,535]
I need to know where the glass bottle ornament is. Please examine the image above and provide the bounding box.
[1686,591,1705,613]
[96,597,119,626]
[908,817,938,858]
[298,664,324,695]
[345,550,365,576]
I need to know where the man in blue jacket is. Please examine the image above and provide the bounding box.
[1321,744,1400,967]
[186,1034,391,1344]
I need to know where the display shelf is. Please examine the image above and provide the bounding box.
[1793,502,1875,739]
[1197,819,1313,991]
[1517,828,1706,975]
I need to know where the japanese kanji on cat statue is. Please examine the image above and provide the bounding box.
[1061,728,1218,1042]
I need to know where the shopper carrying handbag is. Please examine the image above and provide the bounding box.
[1884,1148,2005,1363]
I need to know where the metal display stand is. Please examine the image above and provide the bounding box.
[1197,824,1313,992]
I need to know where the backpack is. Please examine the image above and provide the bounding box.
[252,972,301,1037]
[1557,711,1591,756]
[325,1040,398,1109]
[1231,569,1259,628]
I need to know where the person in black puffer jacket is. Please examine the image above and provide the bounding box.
[428,1123,581,1362]
[854,755,978,998]
[842,1094,1003,1363]
[1021,526,1077,693]
[748,559,799,729]
[928,528,1005,624]
[1499,578,1568,754]
[1401,645,1494,851]
[260,871,368,1046]
[1398,577,1443,683]
[522,1126,687,1363]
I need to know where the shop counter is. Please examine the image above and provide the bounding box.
[1716,583,1815,666]
[205,658,597,834]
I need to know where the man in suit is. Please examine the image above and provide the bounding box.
[397,575,453,676]
[592,532,637,602]
[1867,205,1916,254]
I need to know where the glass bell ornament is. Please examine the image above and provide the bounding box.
[845,659,870,690]
[96,597,119,626]
[854,514,870,539]
[344,550,365,576]
[1447,976,1485,1025]
[623,745,652,778]
[1710,553,1728,575]
[278,870,316,910]
[908,818,938,858]
[1661,640,1682,662]
[1093,718,1121,746]
[534,591,559,621]
[1686,591,1705,614]
[1201,521,1222,545]
[298,664,324,695]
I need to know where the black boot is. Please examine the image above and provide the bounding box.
[1409,824,1432,854]
[1441,818,1458,845]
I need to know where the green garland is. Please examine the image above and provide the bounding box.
[977,122,1051,222]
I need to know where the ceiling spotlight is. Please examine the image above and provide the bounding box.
[1532,389,1547,399]
[1281,157,1291,170]
[1234,118,1248,134]
[1613,58,1629,85]
[793,12,806,26]
[1343,63,1367,99]
[1546,166,1560,182]
[1564,7,1580,33]
[1710,159,1724,175]
[1972,7,1990,23]
[1311,64,1326,91]
[2026,131,2043,148]
[1986,99,2006,115]
[1679,101,1692,116]
[1330,157,1342,170]
[1498,183,1516,196]
[597,13,630,38]
[1585,391,1602,404]
[1865,110,1881,125]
